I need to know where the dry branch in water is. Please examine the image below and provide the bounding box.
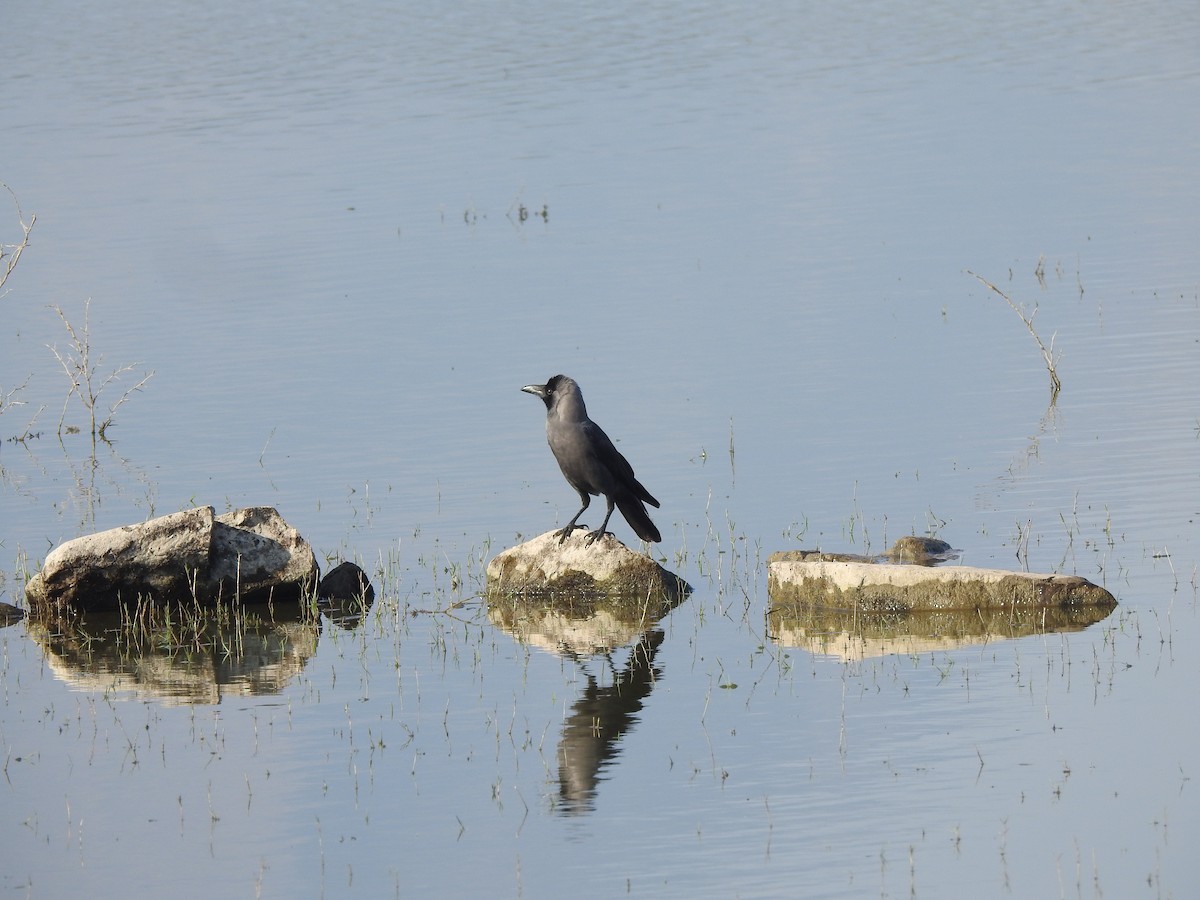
[1,182,35,300]
[967,269,1061,396]
[48,298,155,439]
[1,183,38,424]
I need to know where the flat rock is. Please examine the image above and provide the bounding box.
[25,506,319,614]
[486,529,689,602]
[768,551,1116,612]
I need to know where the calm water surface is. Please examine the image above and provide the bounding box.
[2,1,1199,897]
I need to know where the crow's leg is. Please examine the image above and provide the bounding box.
[584,496,616,545]
[555,492,592,543]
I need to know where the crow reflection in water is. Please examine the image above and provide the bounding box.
[556,629,665,815]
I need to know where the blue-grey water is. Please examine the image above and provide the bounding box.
[2,2,1198,897]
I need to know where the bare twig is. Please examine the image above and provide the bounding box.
[12,404,46,442]
[1,185,37,420]
[47,298,155,439]
[0,374,31,417]
[1,182,36,300]
[967,269,1061,396]
[98,370,155,439]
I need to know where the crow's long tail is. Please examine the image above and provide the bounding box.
[616,494,661,543]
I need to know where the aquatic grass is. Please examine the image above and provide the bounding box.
[841,481,874,553]
[781,516,809,544]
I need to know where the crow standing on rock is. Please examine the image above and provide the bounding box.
[521,375,661,545]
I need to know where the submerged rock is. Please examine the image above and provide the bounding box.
[882,536,958,565]
[779,537,960,567]
[486,529,690,603]
[25,506,319,615]
[768,550,1117,613]
[316,561,376,629]
[317,561,375,602]
[1,602,26,626]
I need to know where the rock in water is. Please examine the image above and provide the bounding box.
[25,506,318,614]
[487,530,689,602]
[768,551,1117,613]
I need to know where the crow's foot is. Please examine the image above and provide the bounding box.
[555,524,587,544]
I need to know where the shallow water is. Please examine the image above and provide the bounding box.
[2,1,1199,897]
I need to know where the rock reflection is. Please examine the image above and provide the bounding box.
[26,593,373,705]
[767,603,1117,662]
[488,593,681,814]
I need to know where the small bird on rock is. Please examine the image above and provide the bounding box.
[522,375,661,544]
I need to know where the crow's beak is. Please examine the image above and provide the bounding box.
[521,383,547,398]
